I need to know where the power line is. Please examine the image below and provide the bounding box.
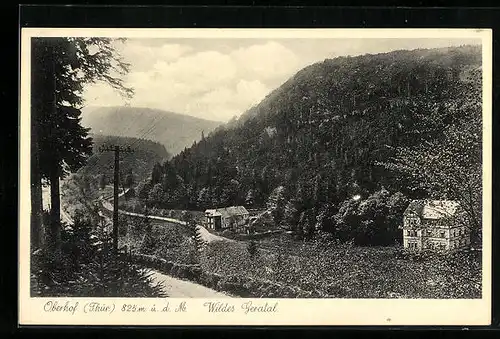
[89,112,170,176]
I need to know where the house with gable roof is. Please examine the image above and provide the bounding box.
[204,206,250,231]
[401,200,470,252]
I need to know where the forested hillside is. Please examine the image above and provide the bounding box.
[79,134,170,187]
[81,106,223,156]
[137,45,482,245]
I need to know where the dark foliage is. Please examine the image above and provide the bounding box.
[31,211,165,297]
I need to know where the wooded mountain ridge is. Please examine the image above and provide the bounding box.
[136,44,482,245]
[81,106,223,156]
[79,134,170,185]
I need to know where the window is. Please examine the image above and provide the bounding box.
[440,231,445,238]
[409,230,417,237]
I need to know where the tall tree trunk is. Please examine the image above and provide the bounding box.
[48,42,62,253]
[49,168,61,252]
[30,40,44,252]
[30,121,43,251]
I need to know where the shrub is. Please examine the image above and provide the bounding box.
[186,265,203,282]
[161,260,174,273]
[31,216,165,298]
[201,272,222,289]
[170,264,180,277]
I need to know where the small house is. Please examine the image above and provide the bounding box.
[204,206,250,231]
[401,200,470,252]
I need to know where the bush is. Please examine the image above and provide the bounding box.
[186,265,203,282]
[201,272,222,289]
[161,260,174,273]
[31,216,165,298]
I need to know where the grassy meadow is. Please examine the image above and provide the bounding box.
[119,213,482,299]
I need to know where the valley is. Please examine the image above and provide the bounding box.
[34,39,484,300]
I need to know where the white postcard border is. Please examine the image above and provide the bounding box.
[19,28,493,326]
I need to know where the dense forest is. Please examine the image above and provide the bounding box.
[136,45,482,245]
[79,134,170,187]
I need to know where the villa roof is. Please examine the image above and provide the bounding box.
[404,200,460,220]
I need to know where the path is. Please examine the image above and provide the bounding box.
[53,184,231,295]
[100,200,232,244]
[149,269,231,298]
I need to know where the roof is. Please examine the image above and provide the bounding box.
[215,206,249,218]
[205,209,222,216]
[404,200,460,219]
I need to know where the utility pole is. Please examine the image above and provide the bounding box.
[99,144,133,254]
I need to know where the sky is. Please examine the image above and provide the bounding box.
[82,37,481,123]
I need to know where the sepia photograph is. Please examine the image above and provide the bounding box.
[19,28,492,326]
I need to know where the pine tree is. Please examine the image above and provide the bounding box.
[283,200,299,232]
[31,37,132,252]
[125,170,134,188]
[247,240,258,261]
[296,211,306,240]
[151,163,162,185]
[266,186,286,226]
[194,226,206,253]
[98,174,107,190]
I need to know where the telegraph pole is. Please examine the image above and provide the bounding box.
[99,144,133,254]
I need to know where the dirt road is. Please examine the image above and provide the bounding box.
[149,269,231,298]
[100,201,232,244]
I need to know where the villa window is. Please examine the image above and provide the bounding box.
[440,231,445,238]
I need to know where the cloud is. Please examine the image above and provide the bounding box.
[231,41,301,81]
[120,42,194,71]
[84,37,483,122]
[151,50,238,93]
[84,40,299,121]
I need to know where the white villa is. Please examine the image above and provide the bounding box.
[401,200,470,252]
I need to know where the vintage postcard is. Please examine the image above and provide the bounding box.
[19,28,492,326]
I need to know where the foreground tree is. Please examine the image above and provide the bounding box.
[31,37,133,252]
